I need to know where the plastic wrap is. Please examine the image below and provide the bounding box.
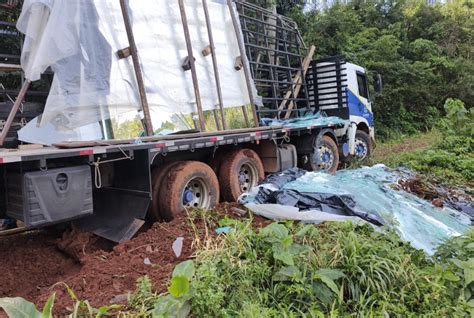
[261,112,348,128]
[17,0,254,135]
[241,165,471,255]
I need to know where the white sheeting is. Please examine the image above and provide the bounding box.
[245,203,366,224]
[17,116,103,146]
[17,0,253,142]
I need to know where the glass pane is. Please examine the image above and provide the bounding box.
[357,73,369,99]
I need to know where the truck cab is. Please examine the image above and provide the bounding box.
[345,63,376,160]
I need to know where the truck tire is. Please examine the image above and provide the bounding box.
[354,130,372,161]
[302,135,339,174]
[219,149,264,202]
[159,161,220,222]
[148,161,184,222]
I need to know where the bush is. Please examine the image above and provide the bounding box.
[129,220,473,317]
[379,98,474,185]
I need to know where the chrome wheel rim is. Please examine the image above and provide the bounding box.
[238,162,258,193]
[182,177,211,209]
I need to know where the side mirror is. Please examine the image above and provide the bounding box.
[373,73,382,93]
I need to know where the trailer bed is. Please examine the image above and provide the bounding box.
[0,123,343,165]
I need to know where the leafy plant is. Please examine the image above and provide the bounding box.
[57,283,121,318]
[0,294,55,318]
[176,220,472,316]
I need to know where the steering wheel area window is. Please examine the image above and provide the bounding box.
[356,72,369,100]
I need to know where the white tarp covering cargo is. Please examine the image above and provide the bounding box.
[17,0,253,143]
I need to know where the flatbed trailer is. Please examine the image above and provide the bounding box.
[0,121,345,242]
[0,1,376,242]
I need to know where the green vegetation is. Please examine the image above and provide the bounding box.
[124,218,473,317]
[0,283,120,318]
[373,98,473,185]
[287,0,473,139]
[1,216,472,317]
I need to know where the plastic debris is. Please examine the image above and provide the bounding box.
[241,165,471,255]
[215,227,231,235]
[172,237,184,258]
[144,257,152,266]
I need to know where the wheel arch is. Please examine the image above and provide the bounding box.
[318,128,338,146]
[357,122,370,134]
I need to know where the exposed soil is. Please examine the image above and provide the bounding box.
[0,230,80,302]
[0,205,268,316]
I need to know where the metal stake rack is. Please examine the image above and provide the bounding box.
[234,1,311,120]
[306,56,349,119]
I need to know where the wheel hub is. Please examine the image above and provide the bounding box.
[354,138,368,160]
[318,145,334,170]
[182,177,210,209]
[239,163,258,193]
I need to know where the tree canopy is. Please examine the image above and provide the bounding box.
[287,0,473,137]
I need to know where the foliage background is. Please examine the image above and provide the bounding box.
[1,1,473,138]
[286,0,474,138]
[255,0,473,139]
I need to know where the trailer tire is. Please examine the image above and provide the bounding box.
[148,161,184,222]
[302,135,339,174]
[354,130,372,161]
[219,149,264,202]
[159,161,220,222]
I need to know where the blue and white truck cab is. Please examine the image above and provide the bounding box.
[307,57,379,162]
[343,62,377,161]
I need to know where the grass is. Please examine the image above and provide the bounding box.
[370,129,473,186]
[125,218,474,317]
[371,130,441,164]
[370,99,473,186]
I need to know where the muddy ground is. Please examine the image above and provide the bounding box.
[0,204,269,316]
[0,208,242,315]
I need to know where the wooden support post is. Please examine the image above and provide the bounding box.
[278,45,315,119]
[119,0,154,136]
[178,0,206,132]
[0,80,30,146]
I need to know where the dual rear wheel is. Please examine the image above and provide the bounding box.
[149,149,265,222]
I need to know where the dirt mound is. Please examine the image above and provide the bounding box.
[0,205,268,316]
[0,230,80,304]
[36,214,196,315]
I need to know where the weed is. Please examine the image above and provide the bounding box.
[373,99,474,186]
[134,220,472,317]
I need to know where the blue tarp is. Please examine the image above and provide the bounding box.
[242,165,471,255]
[261,112,348,128]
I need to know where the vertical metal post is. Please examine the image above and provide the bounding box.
[212,109,221,130]
[178,0,206,132]
[119,0,154,136]
[226,0,259,127]
[0,79,30,146]
[202,0,227,131]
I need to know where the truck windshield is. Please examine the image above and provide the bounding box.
[356,72,369,99]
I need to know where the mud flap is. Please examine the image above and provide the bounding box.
[74,188,149,243]
[75,149,151,242]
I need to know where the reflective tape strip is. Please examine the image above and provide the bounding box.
[94,148,107,154]
[79,149,93,156]
[155,141,175,148]
[0,156,22,164]
[209,136,224,142]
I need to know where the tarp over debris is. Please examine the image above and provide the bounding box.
[241,165,471,255]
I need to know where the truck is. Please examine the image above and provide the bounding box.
[0,1,379,242]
